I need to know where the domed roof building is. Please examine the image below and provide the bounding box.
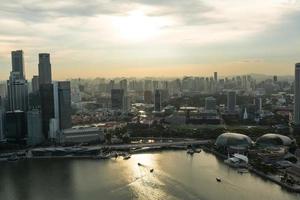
[215,133,253,149]
[256,134,296,148]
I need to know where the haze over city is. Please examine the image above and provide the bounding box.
[2,1,300,200]
[1,0,300,80]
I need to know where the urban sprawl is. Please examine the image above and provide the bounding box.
[1,50,300,192]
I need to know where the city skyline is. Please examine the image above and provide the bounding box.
[1,0,300,80]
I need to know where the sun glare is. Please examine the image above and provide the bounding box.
[113,10,163,42]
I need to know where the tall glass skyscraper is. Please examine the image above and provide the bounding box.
[7,72,28,111]
[38,53,52,85]
[11,50,25,80]
[227,90,236,113]
[294,63,300,125]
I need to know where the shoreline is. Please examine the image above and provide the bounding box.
[201,146,300,193]
[2,142,300,193]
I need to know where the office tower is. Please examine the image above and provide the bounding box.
[273,75,278,83]
[160,89,169,103]
[7,71,28,111]
[54,81,72,130]
[119,79,129,112]
[205,97,216,111]
[120,79,128,93]
[111,89,124,110]
[107,80,115,93]
[27,109,44,145]
[182,77,193,92]
[144,90,153,104]
[40,84,54,138]
[162,81,168,90]
[205,77,210,93]
[153,81,159,91]
[254,97,262,112]
[0,82,7,99]
[123,95,129,112]
[32,75,39,92]
[0,103,4,140]
[227,90,236,113]
[154,89,161,112]
[144,80,152,91]
[5,110,27,143]
[50,82,59,139]
[11,50,25,79]
[128,80,135,91]
[214,72,218,82]
[294,63,300,125]
[242,75,248,90]
[38,53,52,85]
[194,77,200,92]
[28,92,40,110]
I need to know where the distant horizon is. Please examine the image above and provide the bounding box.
[0,72,296,83]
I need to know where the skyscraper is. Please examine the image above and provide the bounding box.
[56,81,72,129]
[7,72,28,111]
[214,72,218,82]
[0,82,7,99]
[38,53,52,85]
[205,96,216,111]
[5,110,27,143]
[32,75,39,93]
[27,109,44,145]
[144,90,153,104]
[294,63,300,125]
[227,90,236,113]
[11,50,25,79]
[40,84,54,138]
[0,103,4,140]
[154,89,161,112]
[38,53,53,138]
[111,89,124,110]
[120,79,128,93]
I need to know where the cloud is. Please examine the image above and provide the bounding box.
[0,0,300,80]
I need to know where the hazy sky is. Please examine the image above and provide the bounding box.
[1,0,300,80]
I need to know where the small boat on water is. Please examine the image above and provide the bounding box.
[216,178,222,182]
[237,168,249,174]
[7,154,19,162]
[150,169,154,173]
[194,149,201,153]
[187,149,194,155]
[123,154,131,160]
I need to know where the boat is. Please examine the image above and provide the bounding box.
[216,178,222,182]
[237,168,249,174]
[194,149,201,153]
[123,154,131,160]
[187,149,194,155]
[150,169,154,173]
[224,153,248,168]
[7,154,19,162]
[138,162,142,166]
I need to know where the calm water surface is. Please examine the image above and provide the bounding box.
[0,151,299,200]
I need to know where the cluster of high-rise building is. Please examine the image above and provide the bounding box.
[0,50,72,145]
[2,51,300,145]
